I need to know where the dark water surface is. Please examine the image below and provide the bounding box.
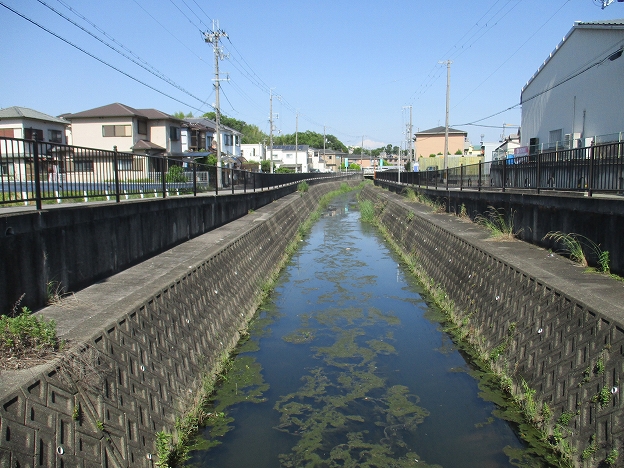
[187,192,546,468]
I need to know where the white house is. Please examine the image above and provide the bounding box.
[0,106,69,144]
[240,143,264,162]
[521,20,624,151]
[267,145,309,172]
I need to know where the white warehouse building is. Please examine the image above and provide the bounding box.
[521,20,624,152]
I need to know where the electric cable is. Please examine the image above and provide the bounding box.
[0,1,212,114]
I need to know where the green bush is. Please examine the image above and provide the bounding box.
[166,165,188,183]
[0,307,59,357]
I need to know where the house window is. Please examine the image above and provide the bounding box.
[48,129,63,143]
[102,125,131,137]
[170,126,180,141]
[137,119,147,135]
[223,134,233,146]
[549,129,563,149]
[74,160,94,172]
[24,128,44,140]
[0,128,16,138]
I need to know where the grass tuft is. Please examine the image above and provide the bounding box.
[475,206,521,240]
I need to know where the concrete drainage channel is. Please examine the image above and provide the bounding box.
[0,180,353,468]
[360,184,624,467]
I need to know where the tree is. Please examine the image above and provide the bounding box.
[202,112,268,144]
[455,149,463,155]
[348,163,361,170]
[274,131,347,153]
[261,160,271,173]
[173,111,194,119]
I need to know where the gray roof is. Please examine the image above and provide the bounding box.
[0,106,69,124]
[416,126,467,136]
[186,117,240,135]
[63,103,182,121]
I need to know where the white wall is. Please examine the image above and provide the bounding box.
[521,26,624,148]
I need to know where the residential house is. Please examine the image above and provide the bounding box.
[521,20,624,151]
[185,118,241,161]
[181,120,215,153]
[63,103,184,156]
[0,106,70,181]
[266,145,309,172]
[321,149,348,172]
[414,126,468,160]
[0,106,69,144]
[240,143,264,162]
[492,134,521,161]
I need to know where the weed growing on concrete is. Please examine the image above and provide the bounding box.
[581,435,598,461]
[458,203,469,219]
[605,448,619,465]
[0,306,61,369]
[403,187,417,201]
[72,404,80,421]
[95,420,105,431]
[592,385,612,408]
[297,181,309,193]
[406,211,415,222]
[475,206,521,240]
[543,231,611,273]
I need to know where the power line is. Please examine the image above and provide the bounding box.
[37,0,212,109]
[0,1,211,114]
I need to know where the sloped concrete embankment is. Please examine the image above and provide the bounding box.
[0,181,348,467]
[360,185,624,465]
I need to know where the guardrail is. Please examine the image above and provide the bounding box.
[0,137,344,210]
[376,140,624,196]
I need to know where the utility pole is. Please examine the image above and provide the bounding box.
[323,125,326,171]
[204,21,228,188]
[402,105,413,171]
[439,60,452,173]
[295,112,299,172]
[269,89,274,173]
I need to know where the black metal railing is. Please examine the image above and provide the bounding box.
[0,137,345,209]
[375,140,624,196]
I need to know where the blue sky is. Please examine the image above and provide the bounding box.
[1,0,622,148]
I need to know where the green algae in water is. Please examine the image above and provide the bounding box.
[274,306,438,467]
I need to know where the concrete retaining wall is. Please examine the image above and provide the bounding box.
[361,184,624,466]
[0,178,350,315]
[374,180,624,275]
[0,180,350,467]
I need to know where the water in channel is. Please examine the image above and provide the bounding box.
[187,191,547,468]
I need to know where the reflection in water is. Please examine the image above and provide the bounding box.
[187,192,546,468]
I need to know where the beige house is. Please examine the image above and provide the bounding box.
[63,103,183,156]
[414,126,468,159]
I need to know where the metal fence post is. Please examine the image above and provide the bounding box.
[113,146,121,203]
[502,158,507,193]
[536,152,541,194]
[460,164,463,191]
[588,141,595,197]
[32,139,42,210]
[161,157,167,198]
